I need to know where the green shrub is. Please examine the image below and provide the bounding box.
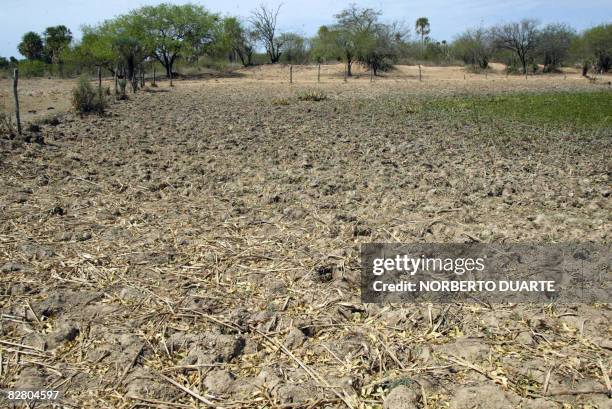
[72,76,105,114]
[296,89,327,101]
[19,60,49,77]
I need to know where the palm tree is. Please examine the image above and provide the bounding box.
[415,17,431,57]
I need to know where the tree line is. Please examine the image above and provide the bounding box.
[2,3,611,79]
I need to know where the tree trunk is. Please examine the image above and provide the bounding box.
[347,61,352,77]
[519,53,527,75]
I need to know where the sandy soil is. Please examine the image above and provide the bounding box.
[0,65,611,408]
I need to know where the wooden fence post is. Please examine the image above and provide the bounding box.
[13,69,21,135]
[344,63,347,82]
[152,66,156,86]
[114,66,118,95]
[370,66,373,82]
[98,66,102,92]
[418,65,422,81]
[317,63,321,83]
[289,65,293,84]
[170,70,173,87]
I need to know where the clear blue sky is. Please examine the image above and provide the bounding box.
[1,0,610,58]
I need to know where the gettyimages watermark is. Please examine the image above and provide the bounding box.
[361,243,610,303]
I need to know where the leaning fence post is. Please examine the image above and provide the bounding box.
[13,69,21,135]
[289,65,293,84]
[317,63,321,83]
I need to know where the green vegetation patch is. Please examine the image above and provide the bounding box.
[421,91,612,129]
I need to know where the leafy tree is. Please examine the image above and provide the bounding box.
[131,3,220,77]
[582,24,612,73]
[74,16,146,88]
[279,33,308,64]
[310,26,342,63]
[0,57,9,69]
[71,24,118,72]
[536,23,575,72]
[415,17,431,54]
[332,4,382,76]
[452,28,492,69]
[312,6,403,76]
[359,22,407,75]
[18,32,44,60]
[490,19,539,74]
[43,25,73,66]
[250,4,283,63]
[219,17,255,67]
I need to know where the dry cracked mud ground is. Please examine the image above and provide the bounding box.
[1,70,611,408]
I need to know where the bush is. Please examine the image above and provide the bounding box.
[72,76,105,114]
[296,89,327,101]
[19,60,49,77]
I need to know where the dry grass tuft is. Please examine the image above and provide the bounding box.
[296,89,327,101]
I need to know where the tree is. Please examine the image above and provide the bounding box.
[43,25,73,65]
[250,4,283,63]
[582,24,612,73]
[310,26,342,63]
[491,19,539,74]
[332,4,382,76]
[0,57,9,69]
[359,22,407,75]
[452,28,492,69]
[113,35,145,92]
[279,33,308,64]
[536,23,575,72]
[219,17,255,67]
[74,17,145,87]
[415,17,430,55]
[18,32,44,60]
[72,24,118,72]
[132,3,220,77]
